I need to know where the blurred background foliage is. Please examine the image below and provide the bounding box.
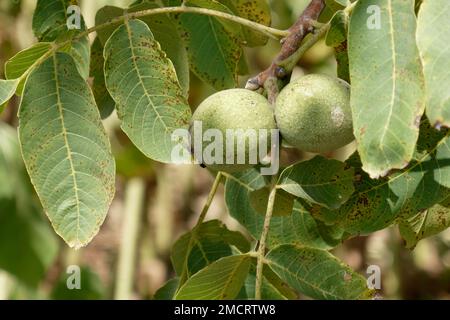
[0,0,449,300]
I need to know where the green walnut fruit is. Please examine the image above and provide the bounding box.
[275,74,354,153]
[190,89,276,173]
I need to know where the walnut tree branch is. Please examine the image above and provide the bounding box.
[246,0,326,102]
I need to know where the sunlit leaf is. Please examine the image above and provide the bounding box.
[95,4,190,96]
[4,42,52,95]
[416,0,450,128]
[18,52,115,248]
[104,19,190,163]
[0,79,19,107]
[175,254,251,300]
[174,0,242,90]
[348,0,425,178]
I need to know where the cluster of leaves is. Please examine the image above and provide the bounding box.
[0,0,450,300]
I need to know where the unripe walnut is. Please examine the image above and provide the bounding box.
[275,74,354,153]
[190,89,276,173]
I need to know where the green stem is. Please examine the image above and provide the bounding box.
[17,6,288,83]
[177,172,223,288]
[82,6,289,40]
[114,178,146,300]
[255,178,277,300]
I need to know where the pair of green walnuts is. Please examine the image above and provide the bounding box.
[191,74,354,173]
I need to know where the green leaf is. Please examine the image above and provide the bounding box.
[325,0,347,11]
[32,0,90,79]
[175,254,251,300]
[399,197,450,249]
[32,0,70,41]
[325,10,350,82]
[129,3,190,97]
[250,187,295,217]
[266,244,374,300]
[95,6,125,46]
[68,32,90,80]
[219,0,272,47]
[90,37,115,119]
[18,52,116,248]
[171,219,250,276]
[95,4,190,97]
[237,262,298,300]
[335,42,350,83]
[416,0,450,128]
[313,123,450,236]
[224,169,266,238]
[270,201,345,249]
[277,156,355,210]
[237,271,287,300]
[154,278,180,300]
[326,10,348,47]
[175,0,242,90]
[225,169,344,249]
[0,79,19,107]
[104,19,191,163]
[348,0,425,178]
[4,42,52,95]
[0,123,58,288]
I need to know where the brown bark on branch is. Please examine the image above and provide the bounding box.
[246,0,326,101]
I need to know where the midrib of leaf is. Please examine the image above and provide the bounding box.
[52,54,81,244]
[208,17,235,82]
[378,0,397,154]
[123,19,169,135]
[277,178,354,188]
[190,236,210,275]
[223,172,258,190]
[219,256,248,299]
[268,257,341,300]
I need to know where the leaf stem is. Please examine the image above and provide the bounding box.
[14,6,288,85]
[255,177,277,300]
[81,6,289,41]
[177,172,223,288]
